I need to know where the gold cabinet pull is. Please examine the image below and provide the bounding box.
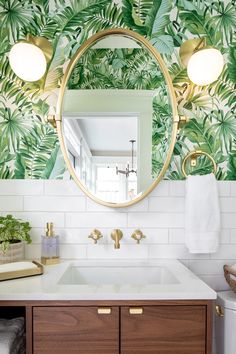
[129,308,143,315]
[97,307,111,315]
[215,305,224,317]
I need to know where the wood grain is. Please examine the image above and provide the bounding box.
[26,306,33,354]
[121,305,207,354]
[0,299,213,354]
[33,306,119,354]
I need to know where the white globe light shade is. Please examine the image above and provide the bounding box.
[187,48,224,86]
[9,42,47,82]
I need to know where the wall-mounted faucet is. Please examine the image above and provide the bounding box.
[131,229,145,244]
[111,229,123,249]
[88,229,103,244]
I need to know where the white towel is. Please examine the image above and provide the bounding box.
[0,317,25,354]
[185,173,220,253]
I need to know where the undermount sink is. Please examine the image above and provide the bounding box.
[57,264,179,286]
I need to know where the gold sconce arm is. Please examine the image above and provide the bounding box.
[131,229,145,244]
[178,116,189,130]
[45,114,57,128]
[88,229,103,244]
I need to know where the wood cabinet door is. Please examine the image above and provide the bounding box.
[33,306,119,354]
[121,305,206,354]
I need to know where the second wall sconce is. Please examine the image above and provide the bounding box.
[179,38,224,86]
[9,34,53,82]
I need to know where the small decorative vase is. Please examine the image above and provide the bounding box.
[0,241,25,264]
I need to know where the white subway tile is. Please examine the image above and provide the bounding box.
[221,213,236,228]
[187,260,231,275]
[218,182,230,196]
[87,244,148,259]
[220,198,236,213]
[140,228,168,244]
[66,212,127,228]
[60,244,87,259]
[30,228,43,243]
[211,244,236,259]
[44,180,83,196]
[199,275,229,292]
[24,196,86,212]
[149,244,210,259]
[85,198,120,212]
[1,212,65,228]
[123,199,149,212]
[0,196,23,211]
[85,198,148,213]
[180,230,227,247]
[128,212,184,228]
[0,180,44,195]
[25,244,40,259]
[169,181,185,196]
[220,229,230,244]
[2,179,236,289]
[169,229,185,244]
[149,181,169,196]
[149,197,184,213]
[230,181,236,196]
[230,229,236,243]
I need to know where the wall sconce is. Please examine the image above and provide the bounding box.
[9,34,53,82]
[179,38,224,86]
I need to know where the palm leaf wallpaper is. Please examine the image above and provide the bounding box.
[0,0,236,180]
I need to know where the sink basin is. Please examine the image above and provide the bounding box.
[58,264,179,286]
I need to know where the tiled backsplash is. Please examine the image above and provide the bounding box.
[0,179,235,292]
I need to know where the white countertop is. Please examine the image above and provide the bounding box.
[0,259,216,301]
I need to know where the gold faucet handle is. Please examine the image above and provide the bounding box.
[88,229,103,244]
[131,229,145,244]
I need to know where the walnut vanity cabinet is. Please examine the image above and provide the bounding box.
[0,300,213,354]
[33,306,119,354]
[121,305,207,354]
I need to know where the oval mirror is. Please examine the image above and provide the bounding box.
[56,29,179,208]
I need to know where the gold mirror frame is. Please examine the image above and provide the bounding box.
[56,28,179,208]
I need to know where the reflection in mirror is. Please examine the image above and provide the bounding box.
[61,33,174,204]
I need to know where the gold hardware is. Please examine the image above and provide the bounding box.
[215,305,224,317]
[129,308,143,315]
[179,38,206,67]
[25,34,53,64]
[182,150,217,178]
[55,28,179,208]
[41,256,60,265]
[97,308,111,315]
[46,222,54,237]
[45,114,57,128]
[131,229,145,244]
[88,229,103,244]
[178,116,189,130]
[111,229,123,249]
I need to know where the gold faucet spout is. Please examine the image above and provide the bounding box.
[111,229,123,249]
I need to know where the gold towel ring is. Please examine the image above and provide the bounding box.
[182,150,217,178]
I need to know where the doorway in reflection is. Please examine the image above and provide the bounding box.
[64,114,138,202]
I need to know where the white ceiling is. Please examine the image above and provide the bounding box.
[92,35,141,49]
[76,116,137,154]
